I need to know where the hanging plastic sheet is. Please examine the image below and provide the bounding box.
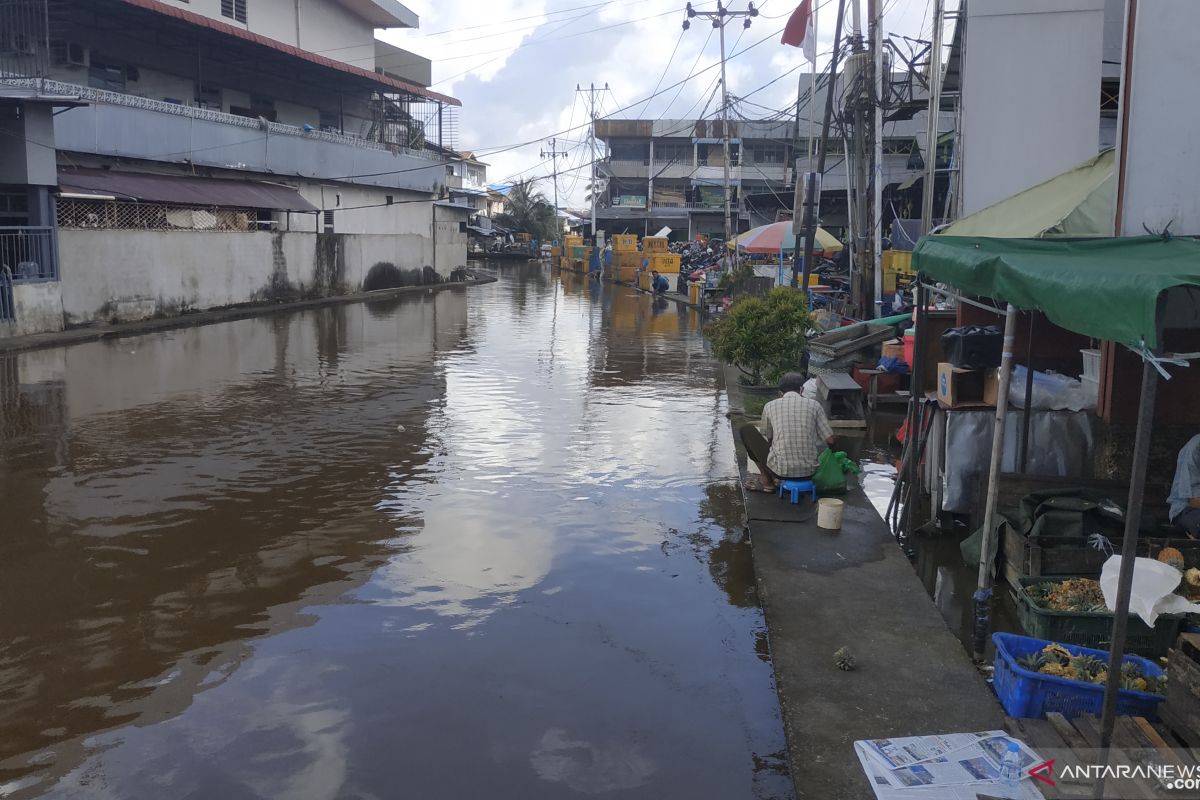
[940,408,1096,513]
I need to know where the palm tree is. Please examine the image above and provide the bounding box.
[494,180,558,241]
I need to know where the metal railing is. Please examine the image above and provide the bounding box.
[0,226,57,282]
[0,266,13,322]
[0,0,49,80]
[0,76,444,161]
[57,199,258,232]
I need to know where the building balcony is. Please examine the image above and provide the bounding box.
[605,160,650,179]
[5,78,449,194]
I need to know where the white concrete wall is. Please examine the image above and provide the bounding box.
[960,0,1105,216]
[1114,0,1200,236]
[2,282,65,337]
[56,227,465,327]
[297,0,377,71]
[155,0,375,68]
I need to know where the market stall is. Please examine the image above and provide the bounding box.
[910,232,1200,748]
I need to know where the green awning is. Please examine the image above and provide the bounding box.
[912,235,1200,349]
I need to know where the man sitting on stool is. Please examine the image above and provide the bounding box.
[740,373,835,493]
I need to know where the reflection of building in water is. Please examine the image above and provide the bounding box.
[0,295,468,785]
[588,284,705,388]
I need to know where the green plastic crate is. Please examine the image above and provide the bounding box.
[1013,576,1182,658]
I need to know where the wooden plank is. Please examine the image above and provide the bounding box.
[1072,714,1103,748]
[1180,632,1200,663]
[1012,716,1094,799]
[1133,716,1194,771]
[1047,712,1090,750]
[1091,716,1158,800]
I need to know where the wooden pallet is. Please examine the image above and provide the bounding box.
[1005,713,1200,798]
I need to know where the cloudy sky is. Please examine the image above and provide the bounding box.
[381,0,944,208]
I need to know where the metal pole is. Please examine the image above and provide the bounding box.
[904,280,929,538]
[920,0,944,235]
[1019,313,1035,472]
[797,0,848,290]
[718,17,733,255]
[1099,356,1159,748]
[972,303,1019,662]
[589,83,598,242]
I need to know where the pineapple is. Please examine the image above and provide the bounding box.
[1042,643,1073,665]
[1040,662,1068,678]
[1157,546,1186,571]
[1069,654,1105,679]
[1093,670,1108,686]
[833,646,856,671]
[1017,652,1049,672]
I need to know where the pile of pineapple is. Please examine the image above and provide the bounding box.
[1027,578,1107,613]
[1016,642,1166,694]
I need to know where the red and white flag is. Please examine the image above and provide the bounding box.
[781,0,817,64]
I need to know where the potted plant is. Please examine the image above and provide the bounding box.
[705,287,815,389]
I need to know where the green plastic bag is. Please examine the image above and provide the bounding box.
[812,448,861,494]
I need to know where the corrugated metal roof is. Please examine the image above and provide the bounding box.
[119,0,461,107]
[58,168,319,211]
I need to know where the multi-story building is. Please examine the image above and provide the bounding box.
[594,96,946,243]
[0,0,469,337]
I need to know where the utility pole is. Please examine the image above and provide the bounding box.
[577,83,607,244]
[920,0,945,236]
[683,2,759,257]
[540,137,568,238]
[799,0,848,293]
[870,0,884,318]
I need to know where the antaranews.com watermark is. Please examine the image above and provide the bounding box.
[1027,750,1200,797]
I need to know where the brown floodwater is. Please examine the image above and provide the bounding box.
[0,264,791,799]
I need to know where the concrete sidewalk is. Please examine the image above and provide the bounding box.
[727,380,1002,798]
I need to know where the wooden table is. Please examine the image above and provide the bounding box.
[1005,712,1200,798]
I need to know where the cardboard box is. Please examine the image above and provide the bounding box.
[937,362,991,409]
[982,368,1000,406]
[881,338,905,361]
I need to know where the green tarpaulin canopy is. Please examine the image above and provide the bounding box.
[912,235,1200,349]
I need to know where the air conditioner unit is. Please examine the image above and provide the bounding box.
[51,40,87,67]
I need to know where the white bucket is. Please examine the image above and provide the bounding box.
[817,498,845,530]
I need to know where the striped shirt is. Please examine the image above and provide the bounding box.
[761,391,833,478]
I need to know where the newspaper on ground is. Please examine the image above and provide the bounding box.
[854,731,1046,800]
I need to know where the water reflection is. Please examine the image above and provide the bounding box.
[0,266,790,798]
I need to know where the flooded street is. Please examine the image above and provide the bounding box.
[0,264,790,799]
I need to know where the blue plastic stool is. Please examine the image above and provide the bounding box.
[778,479,817,504]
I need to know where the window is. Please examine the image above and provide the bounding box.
[221,0,247,23]
[749,144,786,164]
[87,59,125,91]
[319,109,340,133]
[323,210,335,233]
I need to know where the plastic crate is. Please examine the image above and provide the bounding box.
[1014,576,1182,657]
[992,632,1164,720]
[612,234,638,252]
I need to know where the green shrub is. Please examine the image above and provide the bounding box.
[705,287,815,386]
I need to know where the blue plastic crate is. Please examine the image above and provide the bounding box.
[992,632,1165,721]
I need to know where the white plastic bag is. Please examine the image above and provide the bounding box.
[1009,365,1096,412]
[1101,555,1200,625]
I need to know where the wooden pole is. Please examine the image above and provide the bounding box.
[972,303,1018,661]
